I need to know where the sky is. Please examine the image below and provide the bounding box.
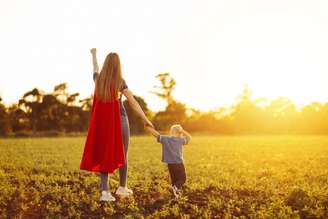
[1,0,328,111]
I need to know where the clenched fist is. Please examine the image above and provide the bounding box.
[90,48,97,55]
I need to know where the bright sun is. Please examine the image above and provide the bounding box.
[239,47,325,107]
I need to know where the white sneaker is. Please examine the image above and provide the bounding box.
[99,191,116,202]
[115,186,133,197]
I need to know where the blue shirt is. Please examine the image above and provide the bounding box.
[93,72,128,116]
[157,135,190,164]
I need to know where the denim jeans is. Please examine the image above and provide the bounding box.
[100,114,130,190]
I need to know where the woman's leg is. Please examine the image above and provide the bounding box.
[99,172,116,201]
[119,114,130,187]
[100,172,109,191]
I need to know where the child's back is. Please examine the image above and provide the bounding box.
[157,135,190,164]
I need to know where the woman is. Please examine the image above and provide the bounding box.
[80,48,153,201]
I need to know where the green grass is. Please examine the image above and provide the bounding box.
[1,136,328,218]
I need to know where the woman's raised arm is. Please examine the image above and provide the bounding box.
[90,48,99,73]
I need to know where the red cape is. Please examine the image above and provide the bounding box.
[80,95,125,173]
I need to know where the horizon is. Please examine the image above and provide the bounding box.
[1,80,327,113]
[1,0,328,111]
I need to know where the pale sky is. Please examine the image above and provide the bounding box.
[1,0,328,111]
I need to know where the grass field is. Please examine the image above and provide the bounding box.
[0,136,328,218]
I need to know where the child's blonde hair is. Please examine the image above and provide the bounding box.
[170,124,182,136]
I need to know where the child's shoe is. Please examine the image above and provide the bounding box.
[172,185,180,199]
[115,186,133,197]
[99,190,116,202]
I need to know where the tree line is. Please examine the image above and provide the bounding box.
[1,73,328,136]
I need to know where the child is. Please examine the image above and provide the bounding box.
[145,124,192,198]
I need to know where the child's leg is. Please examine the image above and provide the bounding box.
[167,164,178,186]
[100,172,109,191]
[174,164,186,189]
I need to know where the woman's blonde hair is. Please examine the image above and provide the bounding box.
[95,52,123,102]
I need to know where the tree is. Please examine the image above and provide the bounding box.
[151,73,187,131]
[0,97,11,135]
[153,100,187,131]
[16,84,89,133]
[123,95,151,134]
[79,97,93,111]
[18,88,43,132]
[265,97,297,134]
[151,73,176,105]
[230,85,263,133]
[37,94,62,131]
[8,104,29,133]
[67,93,80,106]
[299,102,324,134]
[54,83,68,104]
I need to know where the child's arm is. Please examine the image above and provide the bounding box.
[145,125,160,138]
[180,129,192,144]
